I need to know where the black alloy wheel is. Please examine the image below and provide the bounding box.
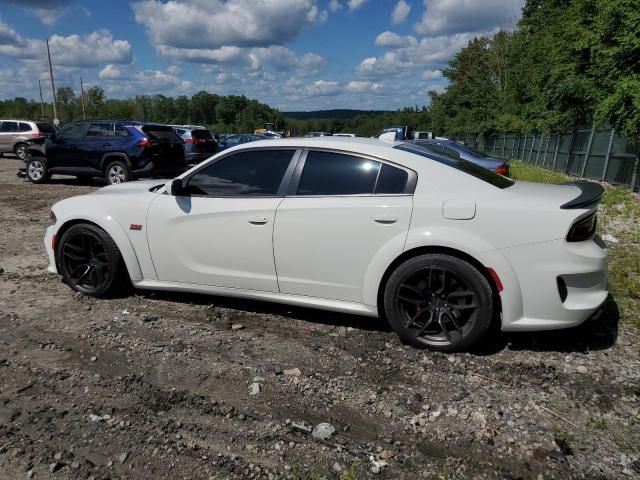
[57,224,127,297]
[384,254,494,351]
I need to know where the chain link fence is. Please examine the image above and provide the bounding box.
[455,126,640,192]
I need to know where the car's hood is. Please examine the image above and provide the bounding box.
[91,180,168,195]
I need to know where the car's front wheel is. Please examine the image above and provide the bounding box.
[105,160,130,185]
[26,157,49,184]
[383,254,494,352]
[14,143,28,160]
[57,223,128,297]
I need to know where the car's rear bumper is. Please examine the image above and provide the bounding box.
[498,237,608,331]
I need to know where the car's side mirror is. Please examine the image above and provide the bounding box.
[170,178,187,196]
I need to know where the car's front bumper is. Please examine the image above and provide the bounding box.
[44,224,58,274]
[498,237,608,331]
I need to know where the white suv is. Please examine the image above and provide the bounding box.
[0,120,55,160]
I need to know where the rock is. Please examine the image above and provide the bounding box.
[54,452,62,461]
[602,234,619,244]
[231,323,245,330]
[141,313,159,322]
[248,382,261,396]
[71,461,80,470]
[337,326,347,337]
[283,368,301,377]
[312,422,335,440]
[379,450,394,460]
[576,365,588,374]
[118,452,129,464]
[26,470,34,479]
[332,462,343,473]
[50,462,62,473]
[90,356,97,362]
[291,421,312,434]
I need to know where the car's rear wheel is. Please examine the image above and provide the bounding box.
[14,143,28,160]
[57,223,128,298]
[383,254,494,352]
[105,160,130,185]
[26,157,49,184]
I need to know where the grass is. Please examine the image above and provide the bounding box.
[509,160,640,330]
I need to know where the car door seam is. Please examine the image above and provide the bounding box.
[272,196,288,293]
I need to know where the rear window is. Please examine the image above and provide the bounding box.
[18,122,32,131]
[36,122,54,133]
[191,129,213,140]
[395,143,513,189]
[141,125,182,142]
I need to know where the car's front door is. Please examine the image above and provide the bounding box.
[47,123,87,167]
[147,149,298,292]
[0,121,18,153]
[273,150,414,303]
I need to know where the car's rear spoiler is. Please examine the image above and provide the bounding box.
[560,180,604,209]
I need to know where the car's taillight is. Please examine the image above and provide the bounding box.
[566,213,597,242]
[31,132,40,137]
[138,138,151,148]
[495,163,509,177]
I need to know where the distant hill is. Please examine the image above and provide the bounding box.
[282,109,390,120]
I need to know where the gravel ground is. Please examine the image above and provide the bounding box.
[0,155,639,480]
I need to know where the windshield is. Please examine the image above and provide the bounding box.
[395,143,513,189]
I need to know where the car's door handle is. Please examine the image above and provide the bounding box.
[248,216,268,225]
[373,214,399,224]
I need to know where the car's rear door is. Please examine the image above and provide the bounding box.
[82,122,113,168]
[147,149,299,292]
[273,149,414,303]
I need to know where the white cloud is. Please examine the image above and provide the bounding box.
[1,0,72,25]
[347,0,367,11]
[132,0,325,50]
[421,69,442,80]
[414,0,524,36]
[328,0,342,12]
[0,25,132,68]
[391,0,411,24]
[99,64,122,80]
[359,32,483,78]
[345,80,382,92]
[374,31,417,48]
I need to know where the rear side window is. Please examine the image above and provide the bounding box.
[142,126,182,142]
[191,129,213,140]
[376,164,409,194]
[86,123,112,137]
[18,122,32,131]
[112,125,130,137]
[395,143,514,189]
[186,150,294,196]
[0,121,18,132]
[36,122,54,133]
[297,151,381,195]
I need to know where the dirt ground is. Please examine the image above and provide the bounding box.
[0,155,639,480]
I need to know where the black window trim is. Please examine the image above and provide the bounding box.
[181,147,303,198]
[287,147,417,197]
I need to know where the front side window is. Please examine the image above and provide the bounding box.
[297,151,381,195]
[186,150,294,196]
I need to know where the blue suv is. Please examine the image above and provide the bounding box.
[24,120,188,185]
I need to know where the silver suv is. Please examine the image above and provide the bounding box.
[0,120,55,160]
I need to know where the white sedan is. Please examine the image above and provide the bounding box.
[44,137,608,351]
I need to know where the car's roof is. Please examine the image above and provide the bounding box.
[0,119,40,123]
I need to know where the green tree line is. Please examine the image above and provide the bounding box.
[429,0,640,138]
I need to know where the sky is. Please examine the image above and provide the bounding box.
[0,0,524,111]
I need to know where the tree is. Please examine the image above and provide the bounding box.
[56,86,76,122]
[85,86,106,118]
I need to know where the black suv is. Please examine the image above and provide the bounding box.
[25,120,188,185]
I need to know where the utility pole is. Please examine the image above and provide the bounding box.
[80,76,86,120]
[38,79,45,118]
[45,39,58,125]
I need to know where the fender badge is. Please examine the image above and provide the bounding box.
[130,224,143,231]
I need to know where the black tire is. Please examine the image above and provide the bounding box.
[14,142,28,160]
[383,254,494,352]
[56,223,129,298]
[104,160,130,185]
[26,156,50,184]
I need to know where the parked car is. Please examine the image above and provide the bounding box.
[218,134,268,150]
[25,121,187,185]
[303,132,331,137]
[333,133,356,137]
[44,137,607,352]
[171,126,218,165]
[0,119,55,160]
[375,126,413,141]
[412,139,510,176]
